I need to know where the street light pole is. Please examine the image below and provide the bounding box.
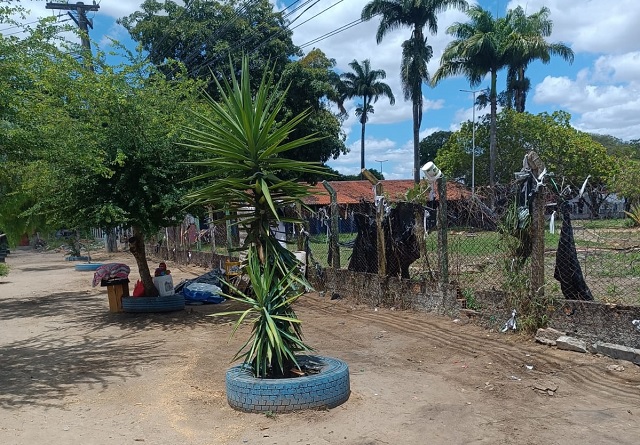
[461,89,481,195]
[375,159,388,178]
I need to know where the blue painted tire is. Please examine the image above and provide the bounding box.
[226,355,350,413]
[121,294,185,313]
[75,263,103,271]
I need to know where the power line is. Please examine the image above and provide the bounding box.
[1,17,72,37]
[187,0,323,77]
[282,0,310,18]
[289,0,345,31]
[0,19,44,32]
[157,0,262,78]
[184,0,312,74]
[299,18,365,48]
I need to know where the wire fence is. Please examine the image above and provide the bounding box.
[157,195,638,308]
[146,176,639,345]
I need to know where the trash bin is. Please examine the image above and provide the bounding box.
[101,278,130,313]
[152,275,175,297]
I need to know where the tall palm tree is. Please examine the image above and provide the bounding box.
[432,5,508,194]
[504,6,574,112]
[340,59,395,172]
[362,0,468,183]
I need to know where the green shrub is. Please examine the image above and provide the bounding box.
[624,204,640,227]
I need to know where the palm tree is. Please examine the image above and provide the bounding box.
[432,5,508,194]
[504,6,574,112]
[362,0,468,183]
[340,59,395,172]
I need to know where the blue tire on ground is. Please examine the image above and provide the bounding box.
[226,355,350,413]
[74,263,103,271]
[121,294,185,313]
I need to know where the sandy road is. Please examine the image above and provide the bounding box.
[1,248,639,445]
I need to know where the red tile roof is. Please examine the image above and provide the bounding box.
[303,180,470,206]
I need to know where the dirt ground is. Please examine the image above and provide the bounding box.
[1,247,640,445]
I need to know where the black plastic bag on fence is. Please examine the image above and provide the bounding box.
[553,203,593,300]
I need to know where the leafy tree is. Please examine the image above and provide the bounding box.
[121,2,346,173]
[590,133,639,159]
[609,158,640,208]
[0,14,204,293]
[119,0,298,91]
[419,130,452,165]
[340,59,395,172]
[0,16,93,244]
[324,166,384,181]
[502,6,574,112]
[278,49,347,180]
[362,0,468,183]
[436,109,614,214]
[433,5,508,194]
[78,58,204,296]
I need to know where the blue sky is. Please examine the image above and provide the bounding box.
[8,0,640,179]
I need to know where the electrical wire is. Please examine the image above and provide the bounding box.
[186,0,321,77]
[299,17,366,48]
[1,17,72,37]
[0,19,43,32]
[289,0,345,31]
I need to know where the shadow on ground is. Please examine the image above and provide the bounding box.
[0,291,245,329]
[0,331,170,409]
[0,292,248,409]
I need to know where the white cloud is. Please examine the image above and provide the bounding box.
[593,52,640,83]
[507,0,640,54]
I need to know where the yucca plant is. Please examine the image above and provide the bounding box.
[217,247,310,378]
[182,56,329,378]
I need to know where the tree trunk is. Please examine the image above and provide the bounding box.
[516,67,526,113]
[413,101,421,183]
[129,226,159,297]
[360,119,366,173]
[106,228,117,253]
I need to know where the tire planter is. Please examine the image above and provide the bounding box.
[74,263,103,271]
[121,294,185,313]
[226,355,350,413]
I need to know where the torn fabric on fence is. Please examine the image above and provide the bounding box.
[553,203,593,300]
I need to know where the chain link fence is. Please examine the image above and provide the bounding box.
[147,178,639,346]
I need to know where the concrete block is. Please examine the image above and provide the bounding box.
[556,335,588,353]
[593,342,640,365]
[535,327,565,346]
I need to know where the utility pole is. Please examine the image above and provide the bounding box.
[46,2,100,69]
[461,89,481,195]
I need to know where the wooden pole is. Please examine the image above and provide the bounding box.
[362,169,386,276]
[527,151,546,302]
[436,177,448,286]
[322,181,340,269]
